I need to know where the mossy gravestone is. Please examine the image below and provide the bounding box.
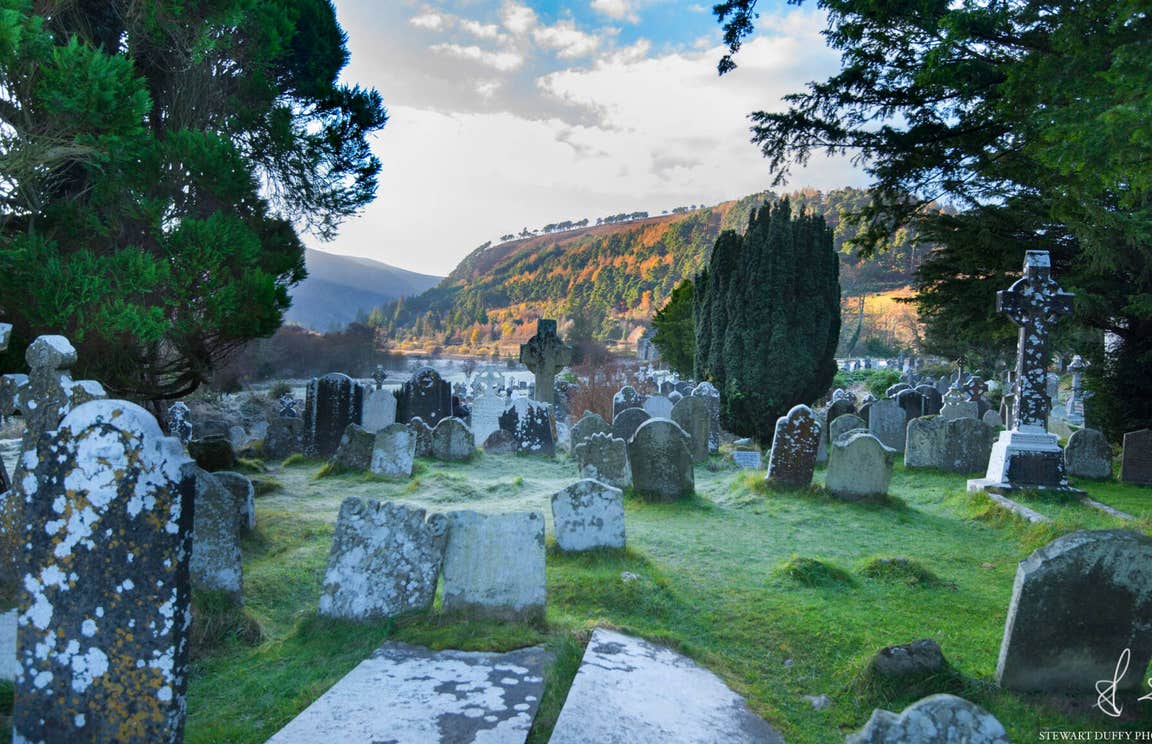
[627,419,694,501]
[15,400,194,743]
[765,405,821,488]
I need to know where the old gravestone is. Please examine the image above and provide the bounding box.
[573,432,630,489]
[671,396,710,464]
[885,382,911,398]
[441,511,546,622]
[430,417,474,462]
[570,411,611,449]
[846,695,1008,744]
[914,383,944,416]
[370,423,417,479]
[826,431,894,500]
[613,386,644,418]
[551,480,626,552]
[318,499,448,621]
[996,530,1152,692]
[304,373,364,459]
[482,429,518,455]
[905,416,948,469]
[468,391,506,445]
[264,415,304,460]
[166,402,192,444]
[213,471,256,533]
[519,319,572,405]
[969,251,1076,494]
[868,398,907,452]
[360,387,397,434]
[765,405,821,488]
[642,394,674,420]
[395,367,452,427]
[499,397,556,456]
[691,381,721,453]
[895,388,927,424]
[829,413,867,445]
[407,417,434,459]
[627,419,695,501]
[15,400,194,743]
[1064,428,1113,480]
[944,418,995,474]
[826,398,856,431]
[612,407,651,444]
[331,423,375,471]
[1120,429,1152,486]
[982,409,1004,428]
[189,468,244,598]
[940,387,980,421]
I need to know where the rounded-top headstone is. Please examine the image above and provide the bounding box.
[1063,428,1112,480]
[612,407,651,444]
[571,412,611,448]
[25,334,77,370]
[829,413,867,445]
[825,431,894,500]
[627,418,694,501]
[765,405,821,488]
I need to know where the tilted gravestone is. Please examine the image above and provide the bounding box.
[691,382,721,453]
[611,407,651,444]
[829,413,867,445]
[431,417,474,462]
[551,480,626,552]
[441,511,546,622]
[189,468,244,599]
[407,417,434,459]
[671,396,710,464]
[1064,428,1113,480]
[867,398,907,452]
[318,499,448,621]
[846,694,1008,744]
[371,423,417,479]
[612,386,644,418]
[765,405,821,488]
[627,419,694,501]
[570,411,611,449]
[997,530,1152,692]
[826,432,894,500]
[499,398,556,456]
[573,432,630,489]
[15,400,194,742]
[395,367,452,427]
[304,373,364,459]
[1120,429,1152,486]
[519,319,572,405]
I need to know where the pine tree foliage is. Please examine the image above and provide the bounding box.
[650,279,695,377]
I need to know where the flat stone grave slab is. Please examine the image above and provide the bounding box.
[731,450,762,469]
[549,628,784,744]
[267,642,551,744]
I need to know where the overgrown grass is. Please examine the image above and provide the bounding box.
[776,556,855,587]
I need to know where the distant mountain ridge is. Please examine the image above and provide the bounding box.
[285,249,442,331]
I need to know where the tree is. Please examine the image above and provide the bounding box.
[0,0,386,405]
[650,279,695,377]
[695,200,840,442]
[712,0,1152,436]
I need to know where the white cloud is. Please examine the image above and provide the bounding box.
[501,1,538,34]
[459,18,506,41]
[533,21,602,58]
[430,43,524,72]
[591,0,638,22]
[409,12,444,30]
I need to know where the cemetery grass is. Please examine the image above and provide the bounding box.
[184,454,1152,743]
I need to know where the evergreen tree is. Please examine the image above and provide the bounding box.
[650,279,695,377]
[695,200,840,442]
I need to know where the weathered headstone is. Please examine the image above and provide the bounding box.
[885,382,911,398]
[667,390,683,404]
[826,398,856,431]
[551,479,626,551]
[190,468,244,598]
[318,499,447,621]
[1120,429,1152,486]
[331,423,375,472]
[944,418,995,474]
[395,367,452,427]
[904,416,948,469]
[499,397,556,455]
[360,387,397,433]
[612,406,651,444]
[846,694,1008,744]
[914,383,943,416]
[264,415,304,460]
[691,381,721,453]
[829,413,867,445]
[940,396,980,421]
[570,411,611,449]
[731,450,762,470]
[407,416,433,459]
[1064,428,1113,480]
[1064,354,1089,425]
[481,429,517,454]
[895,388,926,424]
[613,386,644,418]
[468,391,506,445]
[671,396,710,464]
[304,373,364,459]
[430,417,474,462]
[166,402,192,444]
[868,398,907,452]
[519,319,572,405]
[370,423,416,479]
[187,434,236,472]
[642,394,674,420]
[982,410,1003,428]
[826,432,894,500]
[996,530,1152,692]
[627,419,694,501]
[15,400,193,743]
[213,471,256,533]
[441,511,546,621]
[765,405,821,488]
[573,432,631,489]
[969,251,1076,494]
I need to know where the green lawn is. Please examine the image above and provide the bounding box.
[183,453,1152,743]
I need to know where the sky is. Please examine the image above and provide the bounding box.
[316,0,868,276]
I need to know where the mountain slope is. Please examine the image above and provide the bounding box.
[285,249,442,331]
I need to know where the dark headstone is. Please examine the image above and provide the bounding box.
[612,386,643,418]
[913,384,943,416]
[499,398,556,456]
[826,399,856,430]
[395,367,452,427]
[519,319,572,405]
[1064,428,1113,480]
[264,416,304,460]
[895,388,927,423]
[187,436,237,472]
[166,402,192,444]
[670,396,710,463]
[1120,429,1152,486]
[304,373,365,459]
[765,405,821,488]
[627,419,694,501]
[611,407,651,444]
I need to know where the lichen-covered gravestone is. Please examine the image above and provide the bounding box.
[519,319,572,405]
[943,418,994,474]
[627,419,694,501]
[613,386,644,418]
[304,373,364,459]
[611,407,651,444]
[371,423,416,479]
[166,402,192,444]
[407,416,433,458]
[867,398,907,452]
[395,367,453,427]
[997,530,1152,692]
[904,416,948,469]
[263,415,304,460]
[318,499,447,621]
[671,396,710,463]
[1064,428,1113,480]
[765,405,821,488]
[846,694,1008,744]
[570,411,611,449]
[15,400,194,743]
[441,511,546,621]
[1120,429,1152,486]
[573,432,630,489]
[691,381,721,453]
[330,423,375,471]
[213,471,256,533]
[429,417,474,462]
[498,398,556,456]
[189,468,244,598]
[826,432,894,500]
[551,479,626,551]
[642,395,674,420]
[829,413,867,445]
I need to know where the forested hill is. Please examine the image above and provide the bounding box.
[372,188,939,356]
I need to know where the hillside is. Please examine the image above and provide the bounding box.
[285,249,442,331]
[372,188,938,356]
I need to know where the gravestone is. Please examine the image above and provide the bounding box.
[318,499,448,621]
[395,367,452,427]
[826,432,894,500]
[613,386,644,418]
[304,373,364,459]
[481,429,517,454]
[671,396,710,464]
[1064,354,1089,425]
[15,400,193,743]
[914,384,943,416]
[187,434,236,472]
[1064,428,1113,480]
[940,396,980,421]
[430,417,474,462]
[982,410,1004,428]
[731,450,762,470]
[213,471,256,533]
[278,393,300,418]
[189,468,244,598]
[331,423,375,472]
[996,530,1152,692]
[612,407,651,444]
[370,423,416,479]
[642,395,674,420]
[895,388,926,424]
[627,419,695,501]
[846,695,1008,744]
[360,388,397,433]
[573,432,630,489]
[166,402,192,444]
[519,319,572,405]
[829,413,867,445]
[885,383,910,398]
[441,511,546,621]
[765,405,821,488]
[1120,429,1152,486]
[264,415,304,459]
[571,411,611,449]
[944,418,995,474]
[499,397,556,456]
[826,398,856,431]
[468,391,506,445]
[691,382,721,453]
[969,252,1077,494]
[551,479,626,551]
[868,398,907,452]
[667,390,683,404]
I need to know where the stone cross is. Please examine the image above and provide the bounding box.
[372,365,388,390]
[997,252,1074,431]
[964,376,987,403]
[519,319,572,405]
[1065,354,1089,423]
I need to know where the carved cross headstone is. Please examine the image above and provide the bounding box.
[372,365,388,390]
[519,319,572,405]
[278,393,300,418]
[964,376,988,404]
